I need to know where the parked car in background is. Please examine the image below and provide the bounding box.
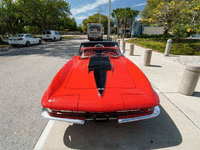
[42,30,62,41]
[187,34,200,39]
[8,33,42,47]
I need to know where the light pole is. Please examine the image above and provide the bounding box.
[98,4,102,23]
[107,0,111,40]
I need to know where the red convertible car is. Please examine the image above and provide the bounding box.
[41,41,160,125]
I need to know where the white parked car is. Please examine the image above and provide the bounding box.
[42,30,62,41]
[8,33,42,47]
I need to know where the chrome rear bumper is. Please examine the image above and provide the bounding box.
[118,106,160,123]
[41,106,160,125]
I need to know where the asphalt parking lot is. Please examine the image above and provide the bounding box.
[1,36,200,150]
[0,37,86,150]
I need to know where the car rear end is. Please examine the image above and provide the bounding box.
[8,34,26,46]
[42,30,54,40]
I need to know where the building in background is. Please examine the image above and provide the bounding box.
[143,26,164,35]
[131,21,143,36]
[131,21,164,36]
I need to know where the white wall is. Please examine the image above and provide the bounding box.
[143,27,164,35]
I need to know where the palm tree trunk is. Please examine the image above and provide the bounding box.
[117,20,120,38]
[124,18,127,36]
[130,19,134,37]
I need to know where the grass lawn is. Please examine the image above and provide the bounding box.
[35,35,76,40]
[62,36,76,40]
[126,38,200,55]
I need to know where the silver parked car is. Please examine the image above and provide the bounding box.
[8,33,42,47]
[42,30,62,41]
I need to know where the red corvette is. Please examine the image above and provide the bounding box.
[41,41,160,125]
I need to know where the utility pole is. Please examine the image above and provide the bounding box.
[98,4,103,23]
[107,0,111,40]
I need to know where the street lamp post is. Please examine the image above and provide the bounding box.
[107,0,111,40]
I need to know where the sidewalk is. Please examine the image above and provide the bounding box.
[122,40,200,129]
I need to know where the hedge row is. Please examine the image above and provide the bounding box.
[126,38,200,55]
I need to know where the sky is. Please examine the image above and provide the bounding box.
[65,0,147,25]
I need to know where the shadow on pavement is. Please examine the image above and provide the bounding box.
[149,65,162,68]
[193,92,200,97]
[131,55,141,56]
[167,55,180,58]
[0,39,83,59]
[63,105,182,150]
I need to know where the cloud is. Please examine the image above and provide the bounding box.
[75,16,88,20]
[71,0,114,15]
[134,3,146,7]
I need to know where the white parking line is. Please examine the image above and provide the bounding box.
[33,120,55,150]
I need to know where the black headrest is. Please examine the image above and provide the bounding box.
[89,56,111,71]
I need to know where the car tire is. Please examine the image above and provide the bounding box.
[45,40,48,42]
[39,40,42,45]
[12,44,17,47]
[53,37,56,41]
[60,37,62,41]
[26,41,30,47]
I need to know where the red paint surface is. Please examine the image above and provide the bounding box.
[41,53,159,113]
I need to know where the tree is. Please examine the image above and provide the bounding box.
[0,0,23,36]
[59,17,77,31]
[141,0,164,25]
[77,24,83,32]
[112,8,123,37]
[0,0,74,35]
[112,7,139,38]
[141,0,173,39]
[16,0,71,32]
[141,0,200,41]
[171,0,200,42]
[124,7,139,37]
[82,13,113,34]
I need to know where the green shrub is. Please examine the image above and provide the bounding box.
[124,34,131,38]
[138,34,150,38]
[126,38,200,55]
[137,33,174,39]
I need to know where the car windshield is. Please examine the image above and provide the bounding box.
[89,25,101,30]
[79,47,120,58]
[25,34,31,38]
[79,42,121,57]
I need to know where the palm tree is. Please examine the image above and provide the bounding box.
[112,8,139,38]
[111,8,123,38]
[129,9,140,36]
